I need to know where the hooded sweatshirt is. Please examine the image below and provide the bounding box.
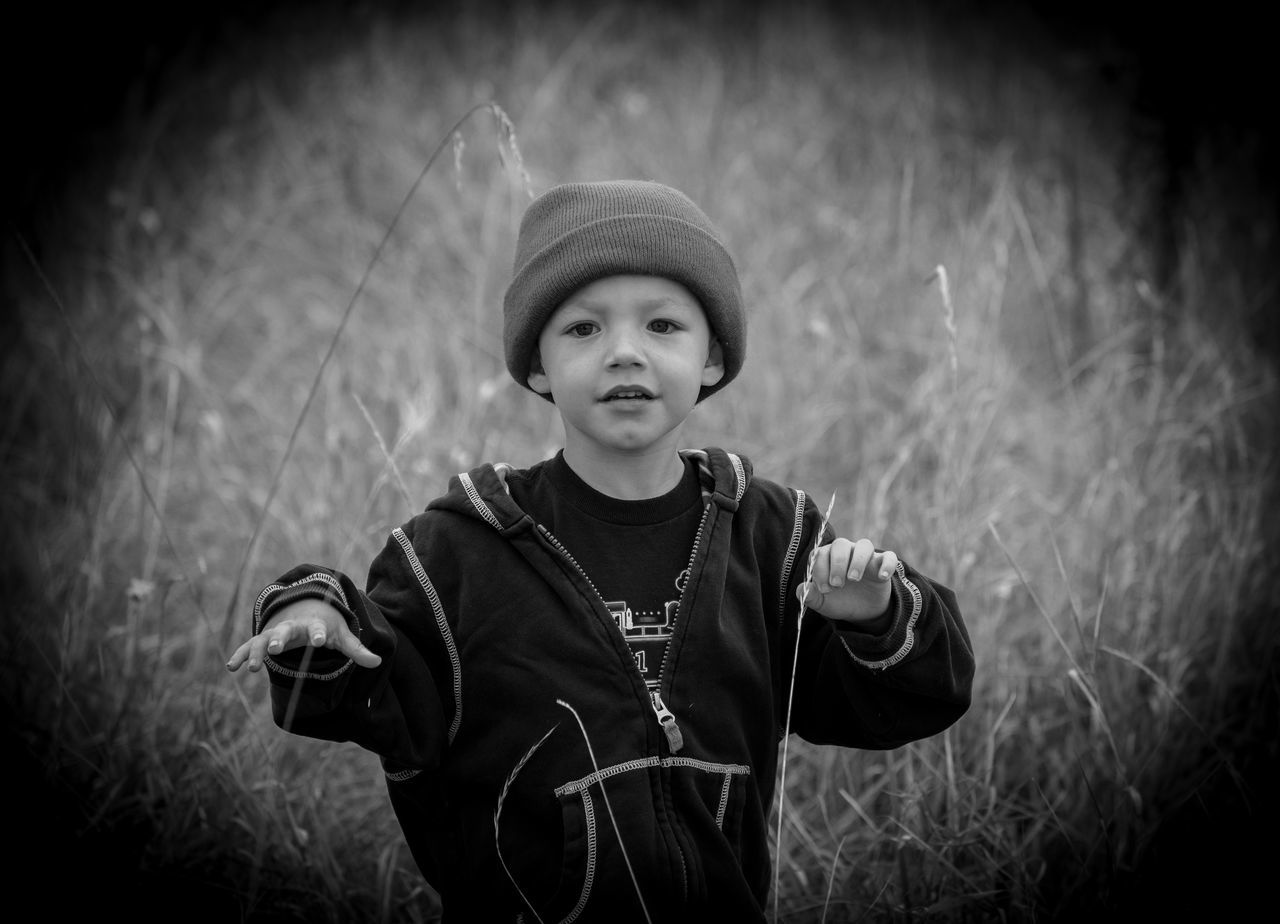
[255,448,974,922]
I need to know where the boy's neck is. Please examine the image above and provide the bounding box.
[560,444,687,500]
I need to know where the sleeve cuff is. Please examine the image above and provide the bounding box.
[253,572,360,680]
[835,565,923,670]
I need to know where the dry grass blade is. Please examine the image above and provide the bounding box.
[774,491,837,922]
[838,787,885,836]
[277,645,315,734]
[821,834,848,923]
[929,264,959,390]
[493,722,559,924]
[221,102,526,650]
[351,390,415,512]
[557,699,652,924]
[491,104,534,200]
[987,521,1080,673]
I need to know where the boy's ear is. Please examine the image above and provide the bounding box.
[701,338,725,388]
[527,352,552,396]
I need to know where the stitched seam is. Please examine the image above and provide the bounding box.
[460,471,503,530]
[715,773,733,829]
[559,790,598,924]
[555,756,749,796]
[393,528,464,743]
[778,489,807,626]
[728,452,747,501]
[385,768,422,782]
[680,448,716,505]
[255,572,349,631]
[257,573,356,680]
[842,561,923,670]
[697,453,715,504]
[262,658,353,682]
[663,756,750,775]
[253,583,282,632]
[555,757,658,796]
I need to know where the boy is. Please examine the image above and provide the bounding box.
[227,180,974,922]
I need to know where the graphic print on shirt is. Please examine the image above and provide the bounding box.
[605,568,688,689]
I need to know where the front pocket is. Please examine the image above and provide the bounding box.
[552,784,601,923]
[664,756,757,898]
[549,756,752,920]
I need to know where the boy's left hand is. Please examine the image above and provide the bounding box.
[797,537,898,624]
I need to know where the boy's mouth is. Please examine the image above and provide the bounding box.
[601,386,655,402]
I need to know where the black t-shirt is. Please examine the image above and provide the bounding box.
[511,452,705,690]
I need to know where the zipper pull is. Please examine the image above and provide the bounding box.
[649,690,684,753]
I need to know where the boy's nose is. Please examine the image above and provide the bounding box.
[604,331,645,367]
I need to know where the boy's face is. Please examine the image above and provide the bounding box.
[527,274,725,460]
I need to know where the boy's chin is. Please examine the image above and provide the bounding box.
[567,425,680,456]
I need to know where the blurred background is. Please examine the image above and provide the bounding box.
[4,0,1276,920]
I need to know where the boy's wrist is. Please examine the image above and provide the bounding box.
[829,606,893,634]
[828,581,901,635]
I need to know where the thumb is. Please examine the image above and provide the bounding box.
[337,627,382,668]
[796,580,826,611]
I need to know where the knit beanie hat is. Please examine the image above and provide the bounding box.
[503,179,745,402]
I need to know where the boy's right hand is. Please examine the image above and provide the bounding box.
[225,598,382,673]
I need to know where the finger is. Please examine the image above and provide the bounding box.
[808,544,831,591]
[872,549,899,580]
[822,539,853,590]
[335,627,382,668]
[308,621,328,648]
[233,634,271,672]
[266,618,312,656]
[257,619,310,662]
[846,538,876,581]
[226,640,253,672]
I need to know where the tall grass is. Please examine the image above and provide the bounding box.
[5,1,1277,921]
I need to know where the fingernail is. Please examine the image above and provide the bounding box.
[225,661,234,671]
[312,634,325,646]
[268,639,282,653]
[248,659,259,670]
[880,569,890,579]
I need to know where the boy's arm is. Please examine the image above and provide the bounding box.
[784,509,974,749]
[238,524,454,770]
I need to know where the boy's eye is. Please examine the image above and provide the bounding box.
[567,322,597,337]
[648,319,677,334]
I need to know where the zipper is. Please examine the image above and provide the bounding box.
[648,502,713,753]
[777,489,807,624]
[663,498,715,901]
[538,503,713,756]
[538,523,606,602]
[649,689,684,752]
